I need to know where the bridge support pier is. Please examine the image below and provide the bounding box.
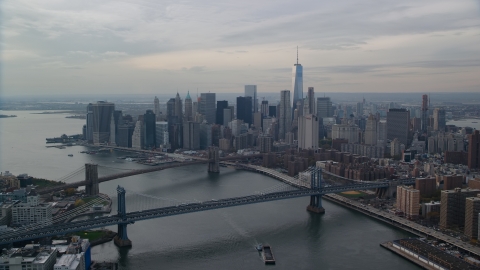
[208,146,219,173]
[306,167,325,214]
[114,186,132,247]
[85,163,99,196]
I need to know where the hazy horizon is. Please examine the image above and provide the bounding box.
[1,1,480,96]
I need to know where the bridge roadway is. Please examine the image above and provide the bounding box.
[37,154,263,194]
[224,162,416,188]
[0,182,392,245]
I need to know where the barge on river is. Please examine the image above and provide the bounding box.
[262,245,275,264]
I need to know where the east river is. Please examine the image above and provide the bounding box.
[0,110,427,269]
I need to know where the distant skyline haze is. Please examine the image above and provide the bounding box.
[1,0,480,96]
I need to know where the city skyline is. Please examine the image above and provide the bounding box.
[2,0,480,96]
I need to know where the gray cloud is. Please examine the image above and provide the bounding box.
[2,0,480,95]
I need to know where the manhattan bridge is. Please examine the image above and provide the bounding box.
[0,147,414,247]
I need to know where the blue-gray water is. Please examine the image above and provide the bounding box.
[0,111,433,269]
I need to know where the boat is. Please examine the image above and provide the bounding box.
[262,245,275,264]
[255,244,263,251]
[68,154,73,157]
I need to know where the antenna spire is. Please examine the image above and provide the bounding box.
[296,46,298,64]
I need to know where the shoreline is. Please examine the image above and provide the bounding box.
[323,193,480,257]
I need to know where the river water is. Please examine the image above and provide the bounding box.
[0,110,421,269]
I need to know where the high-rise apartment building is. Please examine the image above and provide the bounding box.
[244,85,257,113]
[298,114,319,150]
[469,130,480,169]
[236,96,253,126]
[199,93,216,124]
[307,87,315,115]
[216,100,229,125]
[316,97,332,118]
[257,136,273,153]
[396,186,420,219]
[364,114,377,145]
[91,101,115,145]
[387,108,410,147]
[292,49,303,115]
[464,195,480,239]
[184,92,193,121]
[439,188,480,229]
[279,90,292,140]
[332,124,359,143]
[433,108,446,131]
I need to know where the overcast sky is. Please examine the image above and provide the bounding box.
[1,0,480,96]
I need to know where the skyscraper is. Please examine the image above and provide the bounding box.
[91,101,115,145]
[183,121,200,150]
[143,110,156,149]
[132,116,144,149]
[387,108,410,147]
[421,94,428,132]
[279,90,292,140]
[244,85,257,113]
[356,102,363,117]
[86,104,94,143]
[307,87,315,115]
[433,108,446,131]
[216,100,228,125]
[154,96,160,120]
[223,108,233,127]
[316,97,332,118]
[166,98,175,119]
[468,130,480,169]
[261,100,269,116]
[199,93,216,124]
[174,93,183,119]
[298,99,318,150]
[292,48,303,115]
[236,96,253,126]
[365,114,377,145]
[184,92,193,121]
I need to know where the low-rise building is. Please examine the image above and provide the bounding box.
[0,245,57,270]
[12,191,52,226]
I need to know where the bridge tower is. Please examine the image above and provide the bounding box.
[85,163,99,196]
[208,146,220,173]
[376,180,399,199]
[113,185,132,247]
[307,167,325,214]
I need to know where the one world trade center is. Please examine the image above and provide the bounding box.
[292,47,303,118]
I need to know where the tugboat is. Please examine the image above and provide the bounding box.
[255,244,263,252]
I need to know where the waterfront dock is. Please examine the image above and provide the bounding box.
[324,193,480,257]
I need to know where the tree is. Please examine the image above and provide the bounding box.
[74,199,85,207]
[64,188,77,196]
